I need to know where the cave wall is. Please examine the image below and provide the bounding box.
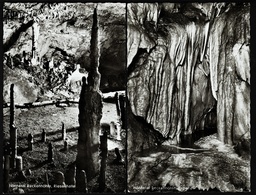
[3,3,126,99]
[208,5,250,145]
[127,3,250,146]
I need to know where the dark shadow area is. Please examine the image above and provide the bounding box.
[180,127,217,149]
[17,147,30,156]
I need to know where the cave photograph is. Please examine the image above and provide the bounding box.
[3,2,126,193]
[127,2,250,192]
[2,1,252,194]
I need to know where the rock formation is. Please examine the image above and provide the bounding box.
[127,2,250,147]
[3,3,126,103]
[76,7,103,181]
[127,2,250,192]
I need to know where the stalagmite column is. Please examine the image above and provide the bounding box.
[10,84,17,168]
[115,92,121,116]
[99,131,108,192]
[76,7,103,181]
[119,94,126,129]
[4,155,10,193]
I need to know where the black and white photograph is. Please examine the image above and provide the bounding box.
[127,2,250,192]
[2,1,252,194]
[3,2,126,193]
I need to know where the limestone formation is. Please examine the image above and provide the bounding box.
[48,142,54,162]
[3,3,126,103]
[128,134,250,192]
[10,84,17,168]
[76,7,103,181]
[208,5,250,145]
[115,92,121,116]
[99,131,108,192]
[127,3,250,146]
[4,155,10,193]
[127,2,250,192]
[119,94,126,129]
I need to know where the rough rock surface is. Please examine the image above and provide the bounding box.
[208,5,250,145]
[128,134,250,192]
[76,8,103,181]
[127,3,250,146]
[127,3,250,192]
[3,66,39,104]
[3,3,126,104]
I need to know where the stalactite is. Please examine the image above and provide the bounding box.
[128,18,212,143]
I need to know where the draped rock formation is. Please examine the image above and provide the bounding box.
[127,3,250,148]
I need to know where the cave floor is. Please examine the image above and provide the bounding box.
[128,134,250,192]
[3,102,125,193]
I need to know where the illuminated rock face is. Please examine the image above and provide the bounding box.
[3,3,126,93]
[208,6,250,145]
[127,3,250,146]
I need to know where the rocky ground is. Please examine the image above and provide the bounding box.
[3,101,126,193]
[128,134,250,192]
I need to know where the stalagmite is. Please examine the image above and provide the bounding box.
[48,143,54,162]
[10,84,17,168]
[4,155,10,193]
[99,131,108,192]
[76,7,103,181]
[119,94,126,129]
[115,92,121,116]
